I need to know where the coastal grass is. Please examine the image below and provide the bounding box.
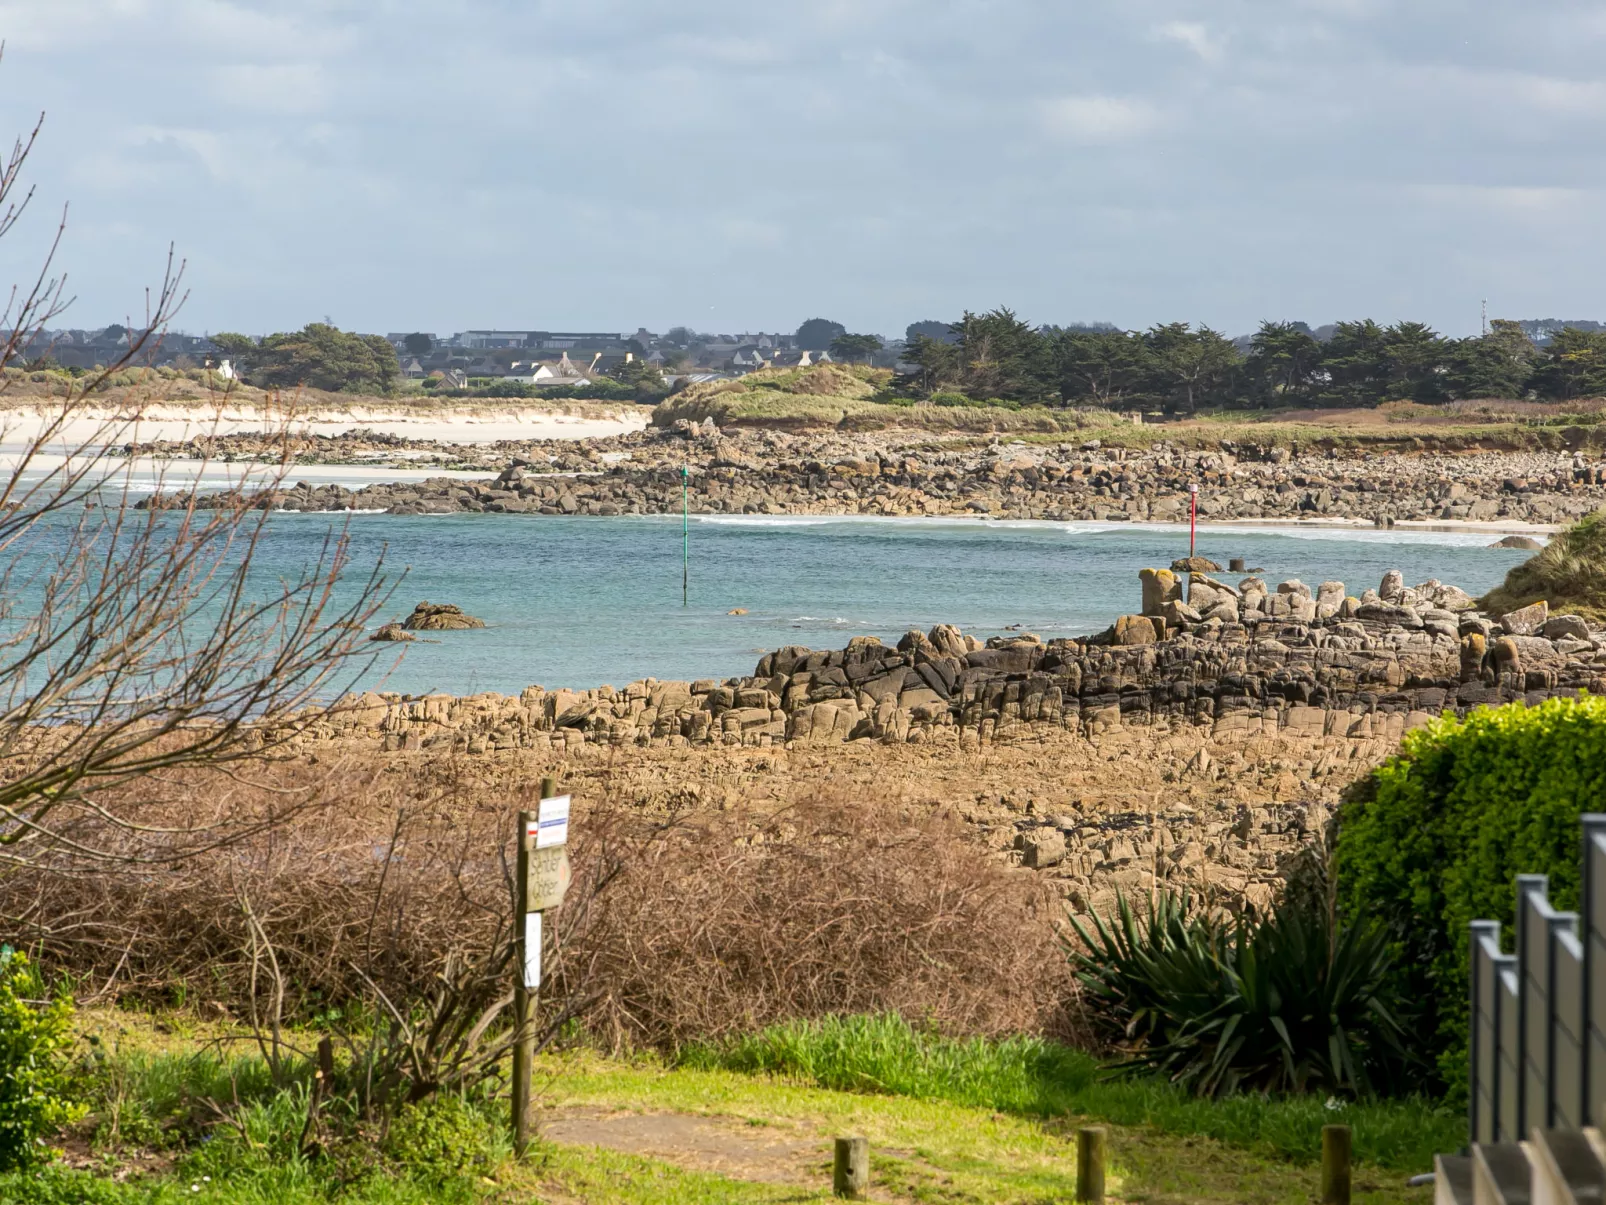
[677,1013,1461,1174]
[21,1010,1442,1204]
[652,364,1097,432]
[656,380,1606,449]
[1481,506,1606,621]
[653,389,1090,433]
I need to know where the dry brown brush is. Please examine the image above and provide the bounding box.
[1,760,1073,1047]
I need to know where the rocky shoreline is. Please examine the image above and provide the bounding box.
[313,568,1605,758]
[143,423,1606,527]
[295,567,1604,915]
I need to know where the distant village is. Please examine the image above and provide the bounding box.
[24,316,1606,399]
[22,323,912,393]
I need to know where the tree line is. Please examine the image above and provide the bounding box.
[211,324,399,394]
[898,309,1606,411]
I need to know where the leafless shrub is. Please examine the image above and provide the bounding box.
[576,798,1075,1048]
[3,765,1075,1047]
[0,63,393,880]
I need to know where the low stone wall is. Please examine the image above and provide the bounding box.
[307,569,1606,759]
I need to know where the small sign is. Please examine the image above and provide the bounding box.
[526,845,572,912]
[522,911,541,990]
[535,794,570,849]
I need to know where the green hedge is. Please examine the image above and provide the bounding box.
[1334,694,1606,1094]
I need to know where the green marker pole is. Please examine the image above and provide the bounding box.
[681,464,689,607]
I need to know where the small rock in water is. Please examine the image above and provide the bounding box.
[1489,534,1544,550]
[1171,556,1223,573]
[401,601,487,631]
[727,608,749,615]
[369,622,416,643]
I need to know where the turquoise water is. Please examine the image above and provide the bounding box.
[247,513,1532,696]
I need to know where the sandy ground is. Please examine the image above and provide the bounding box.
[0,451,497,491]
[0,402,649,446]
[1204,516,1560,535]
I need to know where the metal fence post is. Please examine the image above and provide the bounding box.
[1581,814,1606,1128]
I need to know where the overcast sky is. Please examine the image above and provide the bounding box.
[0,0,1601,340]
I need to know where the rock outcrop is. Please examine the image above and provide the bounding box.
[400,601,485,631]
[311,570,1606,758]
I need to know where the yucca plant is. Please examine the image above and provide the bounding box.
[1068,890,1412,1097]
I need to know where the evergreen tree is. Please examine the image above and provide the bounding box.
[1530,327,1606,400]
[1383,321,1449,402]
[828,333,883,362]
[950,308,1056,402]
[254,324,399,394]
[1141,322,1239,413]
[1051,327,1149,407]
[795,318,846,350]
[1444,320,1535,399]
[1320,320,1392,406]
[1245,321,1322,405]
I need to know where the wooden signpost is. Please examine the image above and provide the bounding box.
[512,775,571,1156]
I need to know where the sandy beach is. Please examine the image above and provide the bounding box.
[0,400,649,447]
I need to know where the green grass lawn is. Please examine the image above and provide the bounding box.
[0,1010,1446,1204]
[532,1048,1429,1203]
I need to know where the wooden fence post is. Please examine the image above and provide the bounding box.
[1321,1124,1352,1205]
[833,1136,868,1198]
[1077,1126,1107,1203]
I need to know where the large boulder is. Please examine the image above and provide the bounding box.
[1113,614,1162,646]
[1542,614,1591,641]
[1139,568,1182,616]
[1499,600,1549,636]
[1316,581,1346,619]
[402,601,488,631]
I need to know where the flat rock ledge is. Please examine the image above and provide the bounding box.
[307,569,1606,759]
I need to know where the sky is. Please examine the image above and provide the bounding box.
[0,0,1602,340]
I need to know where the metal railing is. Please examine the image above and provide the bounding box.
[1468,814,1606,1143]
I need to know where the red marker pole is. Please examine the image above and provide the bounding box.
[1189,483,1199,559]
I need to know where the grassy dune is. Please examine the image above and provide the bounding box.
[653,364,1606,449]
[651,365,1096,433]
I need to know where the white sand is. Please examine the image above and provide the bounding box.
[0,402,648,447]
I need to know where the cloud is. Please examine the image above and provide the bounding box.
[206,63,329,116]
[1510,75,1606,116]
[0,0,149,48]
[5,0,1606,337]
[1041,94,1162,143]
[1411,184,1590,216]
[1155,21,1223,63]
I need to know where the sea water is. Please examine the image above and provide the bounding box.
[239,512,1532,696]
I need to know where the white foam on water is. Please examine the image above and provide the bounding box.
[694,515,839,527]
[671,512,1537,547]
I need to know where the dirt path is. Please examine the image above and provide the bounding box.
[541,1107,919,1200]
